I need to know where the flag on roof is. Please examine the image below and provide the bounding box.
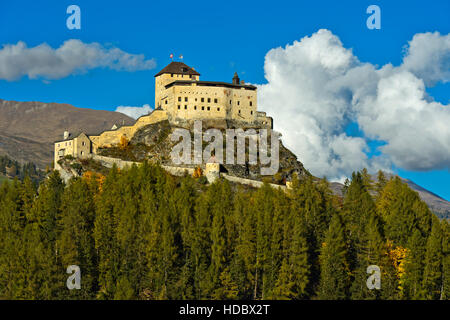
[170,53,174,60]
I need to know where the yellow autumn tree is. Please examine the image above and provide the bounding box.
[386,241,408,294]
[193,166,203,178]
[119,135,129,150]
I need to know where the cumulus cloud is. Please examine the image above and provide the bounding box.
[258,29,450,180]
[115,104,153,119]
[401,32,450,85]
[0,39,156,81]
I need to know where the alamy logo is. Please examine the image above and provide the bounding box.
[366,5,381,30]
[66,265,81,290]
[170,120,280,175]
[366,265,381,290]
[66,5,81,30]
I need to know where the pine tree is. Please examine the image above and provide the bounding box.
[422,217,443,299]
[58,178,97,299]
[213,267,239,299]
[231,189,255,299]
[441,220,450,299]
[378,177,432,247]
[94,165,122,299]
[361,168,374,192]
[318,213,350,299]
[289,175,333,296]
[403,228,426,299]
[375,170,387,196]
[351,212,384,299]
[272,258,295,299]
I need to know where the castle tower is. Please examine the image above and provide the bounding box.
[154,62,200,110]
[232,72,240,85]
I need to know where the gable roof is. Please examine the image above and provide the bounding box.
[54,132,92,143]
[154,62,200,77]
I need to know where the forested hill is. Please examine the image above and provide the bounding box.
[0,154,46,184]
[0,163,448,300]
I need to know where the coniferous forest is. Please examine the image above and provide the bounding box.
[0,162,448,300]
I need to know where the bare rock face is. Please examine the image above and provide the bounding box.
[0,99,134,168]
[105,121,309,184]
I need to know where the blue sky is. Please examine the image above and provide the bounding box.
[0,0,449,200]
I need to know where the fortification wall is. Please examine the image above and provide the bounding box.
[221,173,286,190]
[88,154,285,190]
[89,109,168,149]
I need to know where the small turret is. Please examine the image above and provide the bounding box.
[232,72,240,85]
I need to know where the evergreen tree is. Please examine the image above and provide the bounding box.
[318,213,350,299]
[403,228,426,299]
[422,217,443,299]
[442,220,450,299]
[58,178,97,299]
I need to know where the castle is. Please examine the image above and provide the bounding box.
[54,61,273,167]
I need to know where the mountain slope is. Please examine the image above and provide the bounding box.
[0,99,135,168]
[329,173,450,219]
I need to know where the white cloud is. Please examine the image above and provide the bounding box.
[401,32,450,86]
[258,29,450,180]
[0,39,156,81]
[115,104,153,119]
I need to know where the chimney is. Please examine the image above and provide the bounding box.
[63,131,69,140]
[232,72,240,85]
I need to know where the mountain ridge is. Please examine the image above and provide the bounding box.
[0,99,134,168]
[329,172,450,219]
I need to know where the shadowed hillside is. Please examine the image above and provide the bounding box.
[0,99,135,168]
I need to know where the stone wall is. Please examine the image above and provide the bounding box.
[221,173,286,190]
[89,154,286,190]
[89,109,168,149]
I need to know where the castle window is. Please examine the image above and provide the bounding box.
[214,98,218,103]
[237,101,240,105]
[165,100,168,104]
[82,142,85,146]
[207,98,211,103]
[201,98,204,102]
[194,106,197,110]
[171,74,173,77]
[185,105,187,109]
[202,106,205,110]
[178,97,181,102]
[178,105,181,110]
[229,100,232,104]
[250,101,253,106]
[207,107,210,111]
[238,110,241,114]
[185,97,188,102]
[217,107,220,111]
[250,111,253,115]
